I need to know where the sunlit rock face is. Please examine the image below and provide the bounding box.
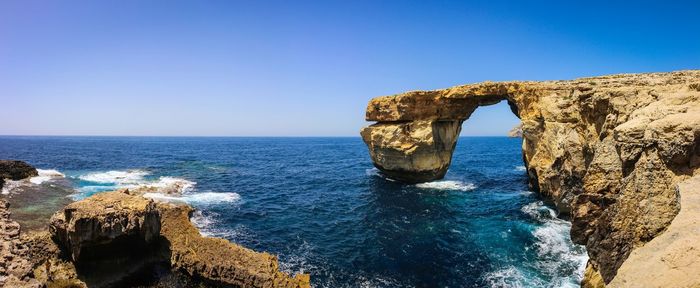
[361,71,700,284]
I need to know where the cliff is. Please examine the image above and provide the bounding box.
[360,70,700,285]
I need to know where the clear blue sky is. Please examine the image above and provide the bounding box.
[2,1,698,136]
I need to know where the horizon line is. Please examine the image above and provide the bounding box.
[0,134,515,138]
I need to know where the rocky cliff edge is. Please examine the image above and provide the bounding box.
[361,70,700,285]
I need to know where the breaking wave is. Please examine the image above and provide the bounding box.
[483,267,529,288]
[2,168,66,194]
[30,169,65,185]
[365,168,396,182]
[415,180,476,191]
[190,210,253,242]
[78,170,150,184]
[515,165,527,171]
[516,201,588,288]
[143,192,241,205]
[72,169,195,199]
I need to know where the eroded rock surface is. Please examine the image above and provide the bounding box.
[42,190,310,287]
[608,175,700,288]
[159,202,310,288]
[0,199,41,287]
[361,70,700,284]
[49,190,161,262]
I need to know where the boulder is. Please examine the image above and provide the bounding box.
[49,190,160,262]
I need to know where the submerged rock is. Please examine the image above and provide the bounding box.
[361,70,700,284]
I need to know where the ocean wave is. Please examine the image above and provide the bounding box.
[515,166,527,171]
[30,169,66,185]
[521,201,588,287]
[134,176,196,194]
[483,266,530,288]
[78,169,150,184]
[143,192,241,205]
[520,201,557,221]
[73,170,195,198]
[190,210,253,242]
[2,168,66,194]
[365,168,396,182]
[415,180,476,191]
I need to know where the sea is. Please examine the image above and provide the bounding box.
[0,136,587,288]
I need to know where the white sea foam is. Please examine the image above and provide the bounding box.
[515,165,527,171]
[190,210,216,233]
[415,180,476,191]
[74,169,195,196]
[1,180,23,195]
[483,266,529,288]
[78,169,150,184]
[143,192,240,205]
[29,169,65,185]
[2,168,66,194]
[520,201,557,220]
[190,210,253,242]
[365,168,379,177]
[365,168,396,182]
[519,201,588,287]
[135,176,196,194]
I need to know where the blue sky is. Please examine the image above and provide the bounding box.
[2,1,699,136]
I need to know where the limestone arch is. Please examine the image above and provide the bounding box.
[361,83,530,183]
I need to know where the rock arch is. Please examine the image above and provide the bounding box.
[360,71,700,284]
[360,82,528,184]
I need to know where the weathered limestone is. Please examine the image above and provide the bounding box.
[159,202,311,288]
[49,190,161,262]
[43,190,311,287]
[361,70,700,284]
[360,120,462,183]
[0,199,42,287]
[608,175,700,288]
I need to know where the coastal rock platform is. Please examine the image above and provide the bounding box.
[1,187,310,288]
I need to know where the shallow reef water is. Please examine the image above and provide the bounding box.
[0,136,586,287]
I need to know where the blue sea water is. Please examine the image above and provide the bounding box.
[0,136,586,287]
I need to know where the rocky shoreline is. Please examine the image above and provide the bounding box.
[361,70,700,286]
[0,161,309,288]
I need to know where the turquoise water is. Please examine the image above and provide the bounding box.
[0,136,586,287]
